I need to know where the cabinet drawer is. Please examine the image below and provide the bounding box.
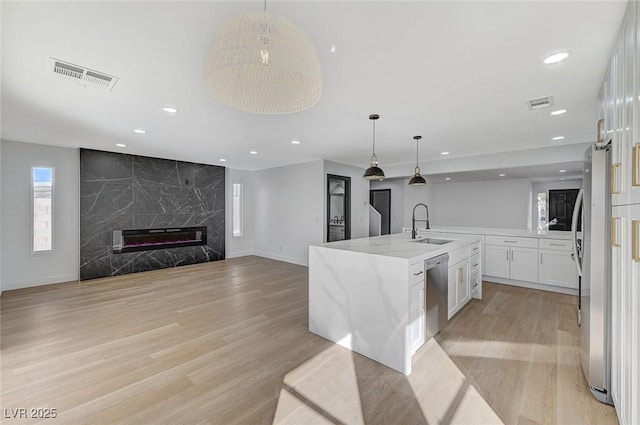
[470,241,481,256]
[448,246,469,265]
[410,262,424,281]
[485,235,538,248]
[470,271,481,296]
[539,238,573,251]
[469,253,481,275]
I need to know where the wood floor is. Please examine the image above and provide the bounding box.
[1,256,618,425]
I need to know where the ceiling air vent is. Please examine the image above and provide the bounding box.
[49,58,118,92]
[526,95,554,110]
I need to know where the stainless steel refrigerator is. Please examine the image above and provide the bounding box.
[571,144,613,405]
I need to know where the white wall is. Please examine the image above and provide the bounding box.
[253,160,324,266]
[323,160,370,240]
[403,179,437,229]
[1,141,79,290]
[434,178,531,229]
[0,140,3,295]
[225,167,254,258]
[370,178,406,234]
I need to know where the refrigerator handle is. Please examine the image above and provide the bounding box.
[571,188,583,277]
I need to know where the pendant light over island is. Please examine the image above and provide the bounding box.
[363,114,385,181]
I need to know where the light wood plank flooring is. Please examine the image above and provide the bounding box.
[1,256,618,424]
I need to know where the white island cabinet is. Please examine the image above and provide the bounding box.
[408,226,579,294]
[309,232,480,375]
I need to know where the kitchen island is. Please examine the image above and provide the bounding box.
[309,232,481,375]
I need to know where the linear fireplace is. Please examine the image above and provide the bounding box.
[112,227,207,254]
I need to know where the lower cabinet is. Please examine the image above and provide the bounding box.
[510,247,538,282]
[484,243,538,282]
[448,258,469,319]
[470,271,481,298]
[538,249,578,289]
[611,204,640,425]
[409,264,425,354]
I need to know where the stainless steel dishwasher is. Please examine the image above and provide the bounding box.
[425,253,449,340]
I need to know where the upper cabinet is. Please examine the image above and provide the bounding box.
[607,1,638,207]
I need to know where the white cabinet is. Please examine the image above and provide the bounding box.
[627,204,640,425]
[408,262,425,354]
[484,245,509,278]
[484,236,538,283]
[538,239,579,289]
[448,258,469,319]
[470,271,481,298]
[509,247,538,282]
[610,204,638,425]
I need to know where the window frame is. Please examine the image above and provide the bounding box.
[232,183,243,238]
[31,166,55,253]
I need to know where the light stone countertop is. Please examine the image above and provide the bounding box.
[315,232,480,262]
[407,225,578,240]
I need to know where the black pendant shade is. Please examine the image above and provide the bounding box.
[408,173,427,186]
[364,165,385,180]
[408,135,427,186]
[364,114,385,181]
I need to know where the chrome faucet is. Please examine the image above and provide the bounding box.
[412,203,430,239]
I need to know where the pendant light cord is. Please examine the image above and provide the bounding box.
[372,119,376,156]
[264,0,267,12]
[415,139,419,168]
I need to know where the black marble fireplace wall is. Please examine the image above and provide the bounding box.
[80,149,225,280]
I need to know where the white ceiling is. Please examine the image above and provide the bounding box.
[0,1,627,173]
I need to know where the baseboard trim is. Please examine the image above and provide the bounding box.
[253,251,309,267]
[4,273,80,291]
[483,276,578,296]
[226,250,254,259]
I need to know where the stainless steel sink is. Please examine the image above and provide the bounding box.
[411,238,453,245]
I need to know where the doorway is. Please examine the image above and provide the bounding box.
[370,189,391,235]
[548,189,580,231]
[327,174,351,242]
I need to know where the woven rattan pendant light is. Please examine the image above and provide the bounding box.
[204,1,322,114]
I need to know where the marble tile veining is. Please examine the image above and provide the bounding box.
[80,149,225,280]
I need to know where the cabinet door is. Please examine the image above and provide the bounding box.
[627,204,640,425]
[630,1,640,204]
[538,249,578,289]
[623,4,637,206]
[611,206,626,413]
[470,271,481,299]
[484,245,509,278]
[456,261,469,307]
[509,247,538,282]
[409,279,425,354]
[447,265,458,319]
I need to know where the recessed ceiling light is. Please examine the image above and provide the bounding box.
[115,143,126,147]
[543,52,569,64]
[445,177,451,181]
[249,151,258,155]
[499,173,506,177]
[550,109,568,116]
[133,128,146,134]
[559,169,567,173]
[560,178,566,181]
[441,152,450,156]
[552,136,565,140]
[291,140,301,145]
[330,45,336,53]
[219,158,227,162]
[162,106,179,113]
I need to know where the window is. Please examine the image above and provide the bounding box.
[536,191,547,231]
[33,167,53,252]
[232,183,243,237]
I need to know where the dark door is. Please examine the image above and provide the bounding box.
[327,175,351,242]
[370,189,391,235]
[548,189,580,231]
